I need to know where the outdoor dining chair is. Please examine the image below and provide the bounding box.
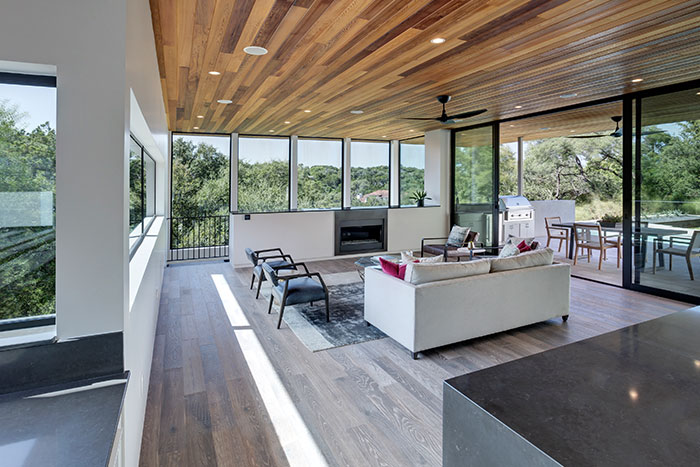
[653,230,700,280]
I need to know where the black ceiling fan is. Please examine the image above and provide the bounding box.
[403,95,486,124]
[568,116,664,139]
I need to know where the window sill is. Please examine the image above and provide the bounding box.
[231,205,441,215]
[0,324,56,349]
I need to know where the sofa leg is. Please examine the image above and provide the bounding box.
[562,315,569,322]
[412,351,419,360]
[365,320,371,327]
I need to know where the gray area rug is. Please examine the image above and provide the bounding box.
[263,274,386,352]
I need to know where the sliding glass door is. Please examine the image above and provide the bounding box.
[453,125,498,246]
[631,88,700,300]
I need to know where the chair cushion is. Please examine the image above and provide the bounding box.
[446,225,470,247]
[253,260,293,278]
[490,248,554,273]
[274,277,326,305]
[404,259,490,285]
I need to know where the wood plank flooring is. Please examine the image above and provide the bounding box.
[139,257,691,466]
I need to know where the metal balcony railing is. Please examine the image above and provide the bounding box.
[169,215,229,261]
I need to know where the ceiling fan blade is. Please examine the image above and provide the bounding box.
[568,134,606,139]
[448,109,487,119]
[402,117,440,121]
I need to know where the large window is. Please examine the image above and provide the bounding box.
[129,136,156,251]
[633,88,700,299]
[0,74,56,323]
[297,138,342,210]
[350,140,390,207]
[399,136,425,206]
[238,136,289,212]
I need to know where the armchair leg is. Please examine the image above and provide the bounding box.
[687,256,694,280]
[255,275,264,299]
[412,351,419,360]
[562,315,569,322]
[250,273,255,289]
[268,295,274,314]
[277,303,286,329]
[325,297,330,322]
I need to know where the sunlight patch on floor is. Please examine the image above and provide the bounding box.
[211,274,328,467]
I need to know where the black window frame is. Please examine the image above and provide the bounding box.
[349,138,391,209]
[129,134,157,258]
[398,135,427,207]
[0,71,57,332]
[296,136,345,211]
[237,134,292,213]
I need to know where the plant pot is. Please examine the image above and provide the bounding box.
[416,200,424,207]
[600,221,617,228]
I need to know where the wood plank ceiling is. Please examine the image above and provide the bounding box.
[150,0,700,140]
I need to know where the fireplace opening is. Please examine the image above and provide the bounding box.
[334,210,387,255]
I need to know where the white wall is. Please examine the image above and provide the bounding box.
[123,0,169,466]
[424,129,451,232]
[387,207,448,252]
[531,200,576,237]
[231,211,336,266]
[0,0,129,339]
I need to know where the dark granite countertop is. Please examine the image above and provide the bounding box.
[445,307,700,466]
[0,373,128,467]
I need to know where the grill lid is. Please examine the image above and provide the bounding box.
[498,195,532,211]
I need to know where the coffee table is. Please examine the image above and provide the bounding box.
[354,255,397,281]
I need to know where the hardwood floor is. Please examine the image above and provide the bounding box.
[139,257,691,466]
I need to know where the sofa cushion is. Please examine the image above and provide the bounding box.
[401,251,444,264]
[445,225,470,247]
[490,248,554,273]
[405,259,490,285]
[380,257,407,280]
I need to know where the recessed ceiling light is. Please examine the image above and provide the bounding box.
[208,71,221,76]
[509,124,515,127]
[304,109,311,113]
[540,127,550,131]
[382,135,387,138]
[196,115,204,119]
[350,110,364,114]
[631,78,643,83]
[430,37,446,44]
[269,129,274,132]
[284,121,291,124]
[217,99,232,104]
[514,105,522,109]
[696,91,700,95]
[409,129,415,132]
[244,46,268,56]
[193,126,199,130]
[570,130,576,132]
[559,93,577,98]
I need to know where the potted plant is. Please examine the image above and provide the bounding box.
[410,190,431,207]
[599,213,622,228]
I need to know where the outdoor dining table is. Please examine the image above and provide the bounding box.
[551,222,688,270]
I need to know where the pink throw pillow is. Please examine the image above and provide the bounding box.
[380,257,407,280]
[517,240,532,253]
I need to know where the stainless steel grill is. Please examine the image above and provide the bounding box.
[498,195,535,243]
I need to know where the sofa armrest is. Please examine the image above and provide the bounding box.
[364,268,418,351]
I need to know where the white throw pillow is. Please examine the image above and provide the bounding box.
[490,248,554,273]
[400,251,444,264]
[405,259,490,285]
[498,242,520,258]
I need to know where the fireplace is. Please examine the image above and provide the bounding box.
[335,209,387,255]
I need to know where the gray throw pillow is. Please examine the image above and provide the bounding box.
[446,225,470,247]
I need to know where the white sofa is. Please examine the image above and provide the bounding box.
[364,257,570,359]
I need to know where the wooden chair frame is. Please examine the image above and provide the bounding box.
[573,223,621,270]
[544,216,568,253]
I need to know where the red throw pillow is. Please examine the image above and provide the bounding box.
[379,257,407,280]
[516,240,532,253]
